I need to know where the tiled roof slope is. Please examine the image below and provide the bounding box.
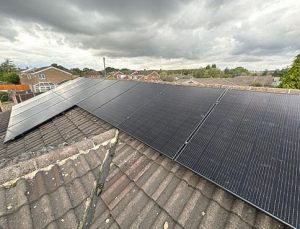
[0,107,112,169]
[0,129,286,228]
[0,111,11,135]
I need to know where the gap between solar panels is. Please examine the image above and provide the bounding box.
[173,88,229,161]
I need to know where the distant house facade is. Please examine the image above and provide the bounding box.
[82,70,103,79]
[19,66,73,92]
[113,71,129,80]
[145,71,160,81]
[130,71,145,80]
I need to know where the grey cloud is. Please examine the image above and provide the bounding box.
[0,0,299,69]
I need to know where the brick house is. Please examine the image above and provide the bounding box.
[82,70,103,79]
[19,66,73,92]
[140,71,160,81]
[113,71,128,80]
[130,70,145,80]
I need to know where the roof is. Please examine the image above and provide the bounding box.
[0,107,112,169]
[0,106,286,228]
[20,66,73,75]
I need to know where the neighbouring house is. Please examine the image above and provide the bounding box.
[139,71,160,81]
[113,70,129,80]
[146,71,160,80]
[130,70,146,80]
[19,66,74,92]
[82,70,103,79]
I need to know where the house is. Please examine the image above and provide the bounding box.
[130,70,146,80]
[82,70,103,79]
[145,71,160,81]
[0,107,283,229]
[19,66,74,92]
[113,71,129,80]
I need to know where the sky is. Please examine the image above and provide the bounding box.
[0,0,299,70]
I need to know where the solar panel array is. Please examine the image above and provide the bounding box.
[4,79,300,228]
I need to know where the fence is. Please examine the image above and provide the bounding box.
[0,84,29,91]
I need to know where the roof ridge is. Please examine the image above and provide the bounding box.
[142,79,300,94]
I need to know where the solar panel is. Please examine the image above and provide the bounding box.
[176,90,300,228]
[5,100,73,141]
[8,94,64,127]
[78,80,140,112]
[92,82,166,126]
[4,78,97,142]
[66,79,116,104]
[117,85,223,158]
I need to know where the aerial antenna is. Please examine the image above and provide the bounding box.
[103,57,106,79]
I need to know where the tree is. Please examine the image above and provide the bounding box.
[211,64,217,68]
[0,91,10,102]
[280,54,300,89]
[0,59,16,73]
[0,59,20,84]
[262,69,268,76]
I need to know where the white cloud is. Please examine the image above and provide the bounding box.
[0,0,299,70]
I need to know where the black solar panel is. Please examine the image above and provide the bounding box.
[117,85,224,158]
[4,78,99,142]
[5,100,73,141]
[176,90,300,228]
[66,80,116,104]
[78,80,139,111]
[92,82,166,126]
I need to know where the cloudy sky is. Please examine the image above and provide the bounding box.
[0,0,299,70]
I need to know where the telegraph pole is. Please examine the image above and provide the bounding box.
[103,57,106,79]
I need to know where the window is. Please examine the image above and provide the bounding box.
[34,82,57,93]
[39,73,46,80]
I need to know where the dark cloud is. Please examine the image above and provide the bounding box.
[0,0,299,69]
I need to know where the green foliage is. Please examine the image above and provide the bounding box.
[250,81,262,87]
[262,69,268,76]
[161,75,176,82]
[0,59,20,84]
[272,68,289,78]
[280,54,300,89]
[225,67,250,77]
[71,67,101,77]
[105,67,118,73]
[0,91,11,102]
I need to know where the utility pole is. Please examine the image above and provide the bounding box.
[103,57,106,79]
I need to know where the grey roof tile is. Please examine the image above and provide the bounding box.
[0,107,112,168]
